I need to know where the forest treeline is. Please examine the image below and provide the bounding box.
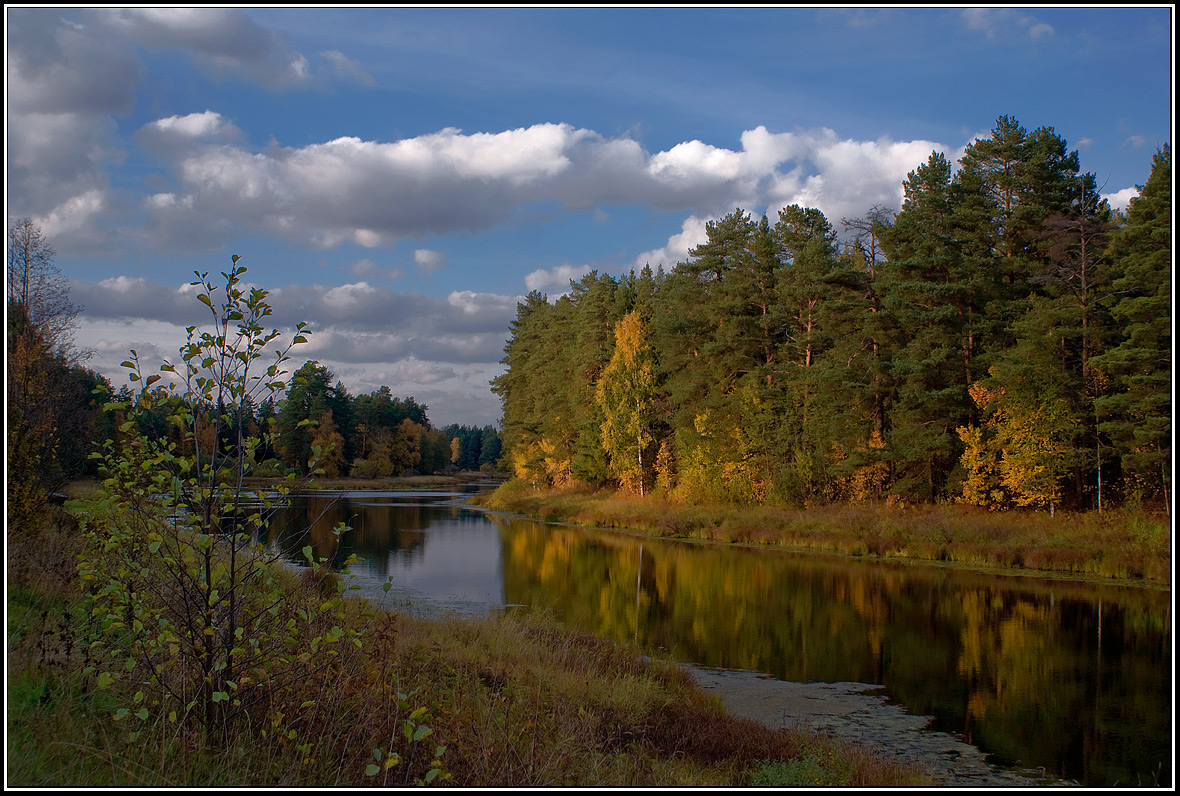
[98,362,502,480]
[493,117,1171,513]
[7,217,501,528]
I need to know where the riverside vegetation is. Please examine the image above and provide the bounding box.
[8,496,929,787]
[7,258,926,787]
[480,479,1171,586]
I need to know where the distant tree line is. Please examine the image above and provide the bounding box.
[6,219,503,529]
[101,360,502,480]
[494,118,1171,513]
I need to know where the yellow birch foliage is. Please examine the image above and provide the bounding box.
[995,397,1075,509]
[596,310,656,494]
[957,379,1076,510]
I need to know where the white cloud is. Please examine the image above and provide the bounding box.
[38,190,109,239]
[71,275,523,426]
[130,121,948,256]
[524,264,593,295]
[633,216,710,270]
[630,133,949,270]
[414,249,447,277]
[136,111,243,155]
[5,7,367,253]
[1106,186,1140,213]
[649,139,744,183]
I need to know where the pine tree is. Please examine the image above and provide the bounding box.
[1092,145,1171,508]
[878,152,977,500]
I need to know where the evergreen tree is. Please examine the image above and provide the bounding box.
[276,362,346,474]
[1092,145,1171,507]
[878,152,978,500]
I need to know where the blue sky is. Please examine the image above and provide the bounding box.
[6,7,1173,427]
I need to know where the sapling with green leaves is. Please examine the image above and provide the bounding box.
[79,259,362,747]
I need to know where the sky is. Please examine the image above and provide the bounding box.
[5,6,1174,428]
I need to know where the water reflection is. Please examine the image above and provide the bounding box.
[266,489,504,612]
[264,488,1171,788]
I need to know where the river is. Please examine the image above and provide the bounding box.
[261,482,1172,787]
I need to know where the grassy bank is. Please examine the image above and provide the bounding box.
[7,489,928,788]
[479,480,1171,586]
[242,472,498,492]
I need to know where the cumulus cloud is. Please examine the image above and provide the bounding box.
[132,121,948,257]
[1105,186,1140,213]
[6,10,141,116]
[136,111,242,153]
[524,264,594,295]
[631,132,949,270]
[5,11,135,237]
[6,7,953,259]
[71,275,522,425]
[5,8,368,254]
[73,276,519,342]
[92,7,315,89]
[633,216,711,271]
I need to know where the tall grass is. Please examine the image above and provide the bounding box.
[480,481,1171,585]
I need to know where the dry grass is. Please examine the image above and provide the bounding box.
[480,481,1171,586]
[8,492,929,788]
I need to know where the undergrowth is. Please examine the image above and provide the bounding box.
[7,489,929,788]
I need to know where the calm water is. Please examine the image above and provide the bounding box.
[263,484,1172,787]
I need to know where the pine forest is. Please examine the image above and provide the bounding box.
[493,117,1171,514]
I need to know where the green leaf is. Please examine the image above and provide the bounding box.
[365,765,380,777]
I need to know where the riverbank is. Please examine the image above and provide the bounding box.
[688,666,1077,787]
[477,480,1171,587]
[6,488,929,788]
[244,471,504,491]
